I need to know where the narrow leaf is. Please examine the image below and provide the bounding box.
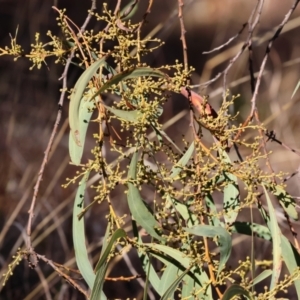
[231,222,272,241]
[103,104,139,123]
[146,244,191,269]
[185,225,232,276]
[90,223,111,299]
[281,236,300,298]
[181,273,194,299]
[170,141,195,178]
[152,126,183,154]
[269,184,298,220]
[223,172,240,224]
[161,267,190,300]
[94,228,126,271]
[90,67,167,103]
[90,263,108,300]
[219,150,240,224]
[222,284,253,300]
[69,56,108,147]
[91,226,125,300]
[147,244,212,299]
[69,88,96,165]
[127,152,165,241]
[72,171,95,289]
[132,220,163,295]
[159,263,179,298]
[120,0,139,20]
[166,195,199,228]
[205,194,222,227]
[262,185,282,291]
[252,270,272,286]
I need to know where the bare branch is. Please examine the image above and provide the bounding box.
[232,0,300,145]
[202,22,247,55]
[249,0,300,119]
[178,0,188,72]
[199,0,265,91]
[37,254,89,298]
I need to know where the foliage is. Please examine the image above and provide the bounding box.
[1,1,300,299]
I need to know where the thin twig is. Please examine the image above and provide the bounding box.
[178,0,188,73]
[265,130,300,156]
[249,0,300,120]
[199,0,265,90]
[222,0,265,97]
[99,0,122,55]
[202,23,248,55]
[135,0,153,32]
[25,0,97,267]
[36,254,89,298]
[231,0,300,147]
[246,0,265,95]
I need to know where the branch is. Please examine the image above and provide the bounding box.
[178,0,188,72]
[232,0,300,145]
[199,0,265,90]
[249,0,300,119]
[202,22,247,55]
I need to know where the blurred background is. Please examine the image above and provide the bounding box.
[1,0,300,299]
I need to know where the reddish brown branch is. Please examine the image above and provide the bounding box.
[178,0,188,72]
[37,254,89,298]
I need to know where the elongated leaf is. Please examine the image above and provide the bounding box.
[281,236,300,298]
[269,184,298,220]
[69,88,96,165]
[252,270,272,286]
[132,220,163,295]
[170,141,195,178]
[91,228,125,300]
[161,267,190,300]
[72,171,95,289]
[219,150,240,224]
[147,244,212,299]
[69,56,108,147]
[90,67,167,103]
[151,124,163,147]
[166,195,199,228]
[100,222,111,258]
[146,244,191,271]
[223,172,240,224]
[222,284,253,300]
[185,225,231,276]
[91,263,108,300]
[120,0,139,20]
[127,152,165,241]
[231,222,272,241]
[95,228,126,271]
[152,126,183,154]
[262,185,282,291]
[103,105,139,123]
[181,272,194,299]
[205,194,222,227]
[90,222,111,300]
[159,263,179,298]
